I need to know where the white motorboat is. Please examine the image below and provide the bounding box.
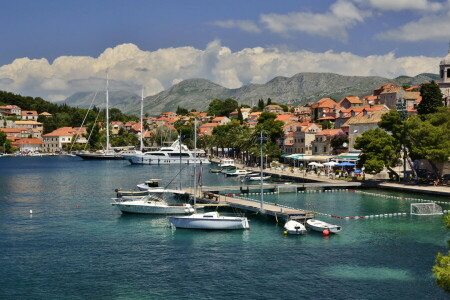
[124,139,210,165]
[112,194,194,214]
[169,211,250,230]
[218,158,235,168]
[248,175,271,181]
[136,179,186,195]
[223,169,253,177]
[284,220,307,235]
[306,219,342,233]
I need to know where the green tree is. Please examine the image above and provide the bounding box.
[330,134,348,155]
[237,108,244,124]
[0,131,12,153]
[258,99,265,110]
[405,111,450,176]
[257,111,277,124]
[433,214,450,293]
[222,98,239,117]
[354,128,401,178]
[267,98,272,106]
[176,106,189,115]
[418,81,443,116]
[208,99,223,117]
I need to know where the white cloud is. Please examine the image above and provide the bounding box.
[0,41,441,102]
[362,0,444,12]
[260,0,367,42]
[210,20,261,33]
[376,10,450,41]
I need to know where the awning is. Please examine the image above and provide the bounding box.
[337,153,360,160]
[280,153,291,157]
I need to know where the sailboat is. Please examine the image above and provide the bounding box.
[168,119,250,230]
[76,73,123,160]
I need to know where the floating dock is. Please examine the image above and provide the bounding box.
[183,188,314,221]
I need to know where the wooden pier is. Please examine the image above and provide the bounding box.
[184,188,315,221]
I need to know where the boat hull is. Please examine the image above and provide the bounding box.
[127,156,210,165]
[306,219,341,233]
[112,201,194,214]
[169,214,250,230]
[76,153,124,160]
[284,220,307,235]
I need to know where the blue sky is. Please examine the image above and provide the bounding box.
[1,0,450,101]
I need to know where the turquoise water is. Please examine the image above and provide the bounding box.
[0,157,449,299]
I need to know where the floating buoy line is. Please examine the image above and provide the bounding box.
[226,189,448,221]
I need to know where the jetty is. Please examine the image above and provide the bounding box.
[184,187,314,221]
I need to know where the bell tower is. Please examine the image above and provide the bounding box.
[439,42,450,107]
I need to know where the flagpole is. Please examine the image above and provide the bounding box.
[193,118,197,212]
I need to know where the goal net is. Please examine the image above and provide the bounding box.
[410,203,443,215]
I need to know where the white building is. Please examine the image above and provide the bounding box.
[439,46,450,107]
[42,127,87,153]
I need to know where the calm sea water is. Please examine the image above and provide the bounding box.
[0,156,449,299]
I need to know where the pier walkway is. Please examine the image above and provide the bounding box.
[184,187,314,221]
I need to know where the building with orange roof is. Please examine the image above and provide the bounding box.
[379,86,405,109]
[345,110,389,151]
[42,127,87,153]
[247,111,262,122]
[0,128,29,138]
[39,112,52,117]
[373,83,399,96]
[21,110,38,121]
[264,105,284,114]
[339,96,363,110]
[0,105,21,116]
[275,114,297,124]
[212,116,231,125]
[280,132,295,154]
[198,123,220,136]
[159,112,177,119]
[12,138,43,153]
[311,129,345,155]
[287,123,322,155]
[14,120,43,130]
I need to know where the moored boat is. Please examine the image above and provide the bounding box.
[284,220,307,235]
[306,219,342,233]
[112,194,194,214]
[168,211,250,230]
[223,169,253,177]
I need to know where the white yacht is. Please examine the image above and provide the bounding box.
[169,211,250,230]
[218,158,235,169]
[111,194,194,214]
[124,139,210,165]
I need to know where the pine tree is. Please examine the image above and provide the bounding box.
[418,81,443,116]
[237,108,243,124]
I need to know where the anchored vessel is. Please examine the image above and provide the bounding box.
[112,194,194,214]
[284,220,307,235]
[306,219,342,233]
[169,211,250,230]
[124,139,210,165]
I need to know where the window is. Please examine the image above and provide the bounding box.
[314,147,317,153]
[447,69,450,78]
[324,146,327,152]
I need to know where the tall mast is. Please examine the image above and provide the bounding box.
[106,72,110,151]
[260,132,265,211]
[193,118,197,211]
[140,86,144,151]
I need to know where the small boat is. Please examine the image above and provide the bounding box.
[218,158,235,169]
[248,175,271,181]
[169,211,250,230]
[209,168,222,173]
[284,220,307,235]
[136,179,186,195]
[306,219,342,233]
[223,169,253,177]
[112,194,194,214]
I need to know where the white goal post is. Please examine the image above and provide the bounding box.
[410,203,443,215]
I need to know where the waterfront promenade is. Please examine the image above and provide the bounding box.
[210,158,450,197]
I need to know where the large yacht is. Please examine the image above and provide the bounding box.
[123,139,210,165]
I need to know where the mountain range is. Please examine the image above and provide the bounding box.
[60,72,440,116]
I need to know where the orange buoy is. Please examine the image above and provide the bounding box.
[322,229,330,236]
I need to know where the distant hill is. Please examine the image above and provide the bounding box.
[60,90,141,115]
[62,72,439,116]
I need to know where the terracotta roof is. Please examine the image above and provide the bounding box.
[14,121,43,125]
[346,110,389,125]
[315,129,344,136]
[21,110,38,116]
[12,138,43,145]
[0,128,23,133]
[340,96,363,104]
[43,127,85,137]
[39,112,52,116]
[200,123,220,128]
[317,116,336,120]
[380,86,402,94]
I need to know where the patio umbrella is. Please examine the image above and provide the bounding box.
[335,162,356,167]
[323,161,337,166]
[308,162,318,166]
[316,163,324,167]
